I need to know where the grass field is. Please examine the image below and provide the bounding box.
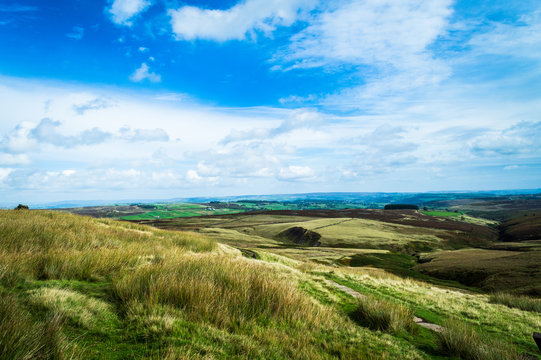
[143,211,497,255]
[421,211,462,218]
[416,248,541,295]
[0,210,432,359]
[2,209,541,359]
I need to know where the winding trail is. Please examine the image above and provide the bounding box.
[327,280,443,333]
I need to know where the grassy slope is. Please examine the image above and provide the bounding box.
[416,248,541,295]
[3,210,540,359]
[0,210,427,360]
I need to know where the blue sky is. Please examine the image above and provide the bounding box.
[0,0,540,203]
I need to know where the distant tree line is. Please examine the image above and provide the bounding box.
[383,204,419,210]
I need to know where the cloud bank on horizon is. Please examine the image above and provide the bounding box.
[0,0,540,203]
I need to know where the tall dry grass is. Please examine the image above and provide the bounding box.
[112,253,332,329]
[0,210,215,283]
[350,296,415,335]
[489,292,541,313]
[437,320,519,360]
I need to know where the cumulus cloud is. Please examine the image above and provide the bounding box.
[0,122,37,153]
[2,118,170,150]
[108,0,152,26]
[28,118,111,147]
[470,121,541,156]
[130,63,161,83]
[66,26,84,40]
[168,0,316,41]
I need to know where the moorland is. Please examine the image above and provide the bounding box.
[1,192,541,359]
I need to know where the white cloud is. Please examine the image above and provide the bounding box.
[276,0,452,112]
[119,127,169,142]
[220,109,322,144]
[168,0,316,41]
[108,0,152,26]
[138,46,148,52]
[277,165,315,181]
[130,63,161,83]
[0,168,13,183]
[468,11,541,60]
[284,0,452,68]
[1,72,540,202]
[0,153,30,165]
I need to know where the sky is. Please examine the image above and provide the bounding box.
[0,0,540,204]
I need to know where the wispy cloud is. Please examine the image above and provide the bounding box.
[108,0,152,26]
[0,4,37,12]
[1,118,170,151]
[275,0,453,112]
[220,109,322,144]
[277,165,315,181]
[468,11,541,60]
[66,26,84,40]
[168,0,316,41]
[130,63,161,83]
[73,97,112,115]
[119,127,169,142]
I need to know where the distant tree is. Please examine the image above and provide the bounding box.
[384,204,419,210]
[14,204,29,210]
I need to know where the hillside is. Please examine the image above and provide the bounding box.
[1,210,541,359]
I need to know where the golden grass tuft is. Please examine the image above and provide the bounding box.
[351,296,415,335]
[437,320,519,360]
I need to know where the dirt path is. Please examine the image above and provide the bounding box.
[327,280,443,333]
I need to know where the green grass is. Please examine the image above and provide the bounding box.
[437,320,519,360]
[416,248,541,295]
[318,268,541,357]
[3,209,541,359]
[421,211,461,218]
[0,210,433,359]
[351,296,416,335]
[343,252,479,292]
[489,292,541,313]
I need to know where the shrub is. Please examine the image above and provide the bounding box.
[489,292,541,313]
[437,320,519,360]
[383,204,419,210]
[350,296,415,335]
